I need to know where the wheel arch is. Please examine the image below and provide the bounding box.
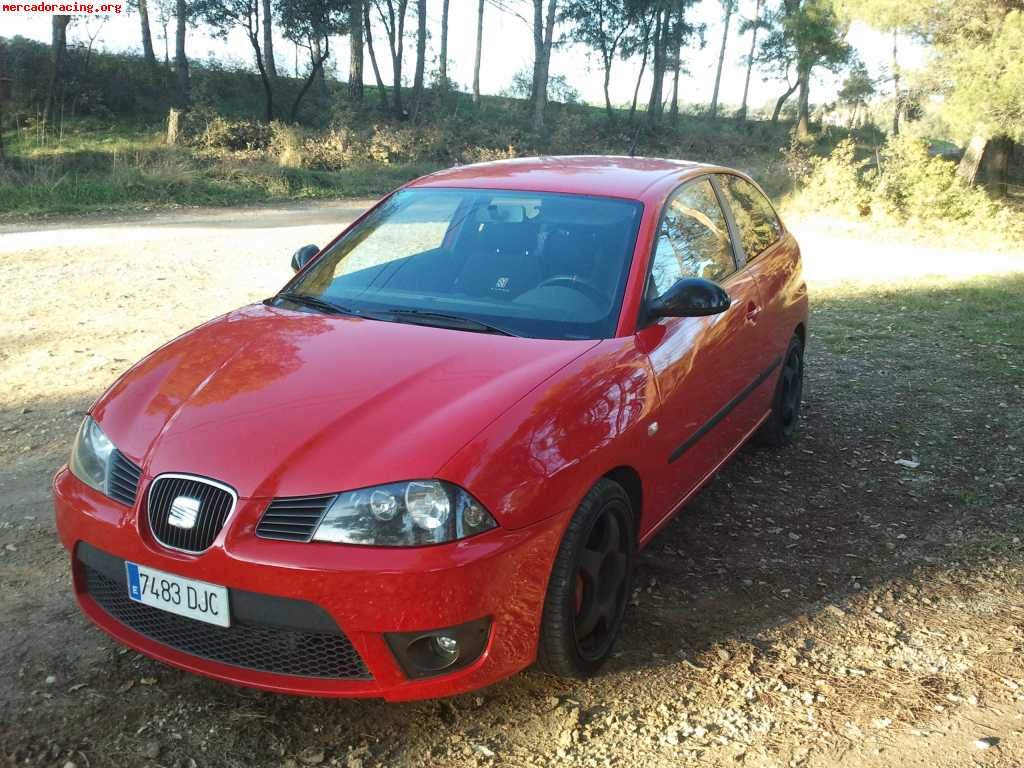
[602,466,643,540]
[794,322,806,347]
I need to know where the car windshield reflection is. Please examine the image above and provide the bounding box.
[281,188,644,340]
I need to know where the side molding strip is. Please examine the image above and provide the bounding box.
[668,355,783,464]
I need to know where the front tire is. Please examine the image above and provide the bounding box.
[536,479,636,679]
[756,334,805,447]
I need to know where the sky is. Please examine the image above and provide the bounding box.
[3,0,926,112]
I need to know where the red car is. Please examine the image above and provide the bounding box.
[54,156,807,701]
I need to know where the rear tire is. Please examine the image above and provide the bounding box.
[536,479,636,679]
[756,334,804,448]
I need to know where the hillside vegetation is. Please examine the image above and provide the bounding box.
[0,35,1021,250]
[0,38,797,215]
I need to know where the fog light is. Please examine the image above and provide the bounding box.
[384,617,491,679]
[433,635,458,655]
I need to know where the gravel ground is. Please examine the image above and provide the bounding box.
[1,202,1023,768]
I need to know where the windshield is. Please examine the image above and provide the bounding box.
[279,188,644,340]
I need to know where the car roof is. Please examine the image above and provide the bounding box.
[409,155,717,200]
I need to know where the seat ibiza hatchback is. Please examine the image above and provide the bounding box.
[55,156,807,700]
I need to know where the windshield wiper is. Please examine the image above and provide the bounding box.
[385,308,519,337]
[274,292,358,317]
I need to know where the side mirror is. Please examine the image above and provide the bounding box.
[647,277,731,319]
[291,244,320,273]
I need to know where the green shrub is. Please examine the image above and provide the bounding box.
[794,134,1003,225]
[300,128,361,170]
[800,139,873,217]
[191,114,273,151]
[270,122,305,168]
[781,134,816,185]
[873,134,994,223]
[368,125,421,164]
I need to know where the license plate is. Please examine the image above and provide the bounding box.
[125,561,230,628]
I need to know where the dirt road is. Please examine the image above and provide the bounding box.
[2,201,1023,768]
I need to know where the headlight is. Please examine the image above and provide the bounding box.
[69,416,116,495]
[312,480,497,546]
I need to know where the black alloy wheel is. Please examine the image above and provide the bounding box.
[537,479,635,678]
[756,333,805,447]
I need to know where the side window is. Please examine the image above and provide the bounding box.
[717,175,782,262]
[649,177,737,297]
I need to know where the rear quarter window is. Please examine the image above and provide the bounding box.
[717,175,783,262]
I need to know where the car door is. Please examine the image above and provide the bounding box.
[636,176,775,515]
[715,173,793,371]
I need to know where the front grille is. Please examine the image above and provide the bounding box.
[147,475,235,553]
[81,562,370,680]
[109,451,142,507]
[256,494,336,542]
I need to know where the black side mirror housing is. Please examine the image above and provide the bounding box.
[647,277,731,320]
[291,244,320,273]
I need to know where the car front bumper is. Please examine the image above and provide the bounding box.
[53,467,565,700]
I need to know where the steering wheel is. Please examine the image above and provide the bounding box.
[535,275,607,307]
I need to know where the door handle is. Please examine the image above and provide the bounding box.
[745,302,761,323]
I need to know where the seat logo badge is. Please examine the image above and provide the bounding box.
[168,496,201,529]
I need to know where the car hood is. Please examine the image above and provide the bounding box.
[93,303,599,498]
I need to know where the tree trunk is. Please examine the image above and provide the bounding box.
[139,0,158,67]
[413,0,426,106]
[248,32,274,122]
[376,0,409,117]
[646,10,665,122]
[670,62,680,118]
[670,11,682,119]
[292,40,329,122]
[628,21,651,124]
[166,106,183,144]
[292,58,326,123]
[312,36,328,101]
[389,2,406,117]
[738,0,761,120]
[891,28,900,136]
[795,67,810,137]
[472,0,484,105]
[709,0,732,118]
[603,61,614,121]
[771,78,798,123]
[162,19,170,66]
[439,0,450,85]
[957,135,988,186]
[349,0,364,100]
[984,136,1013,197]
[364,3,390,110]
[44,15,71,131]
[175,0,190,106]
[531,0,557,133]
[262,0,277,77]
[959,135,1014,197]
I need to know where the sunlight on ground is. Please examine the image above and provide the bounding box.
[788,218,1024,284]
